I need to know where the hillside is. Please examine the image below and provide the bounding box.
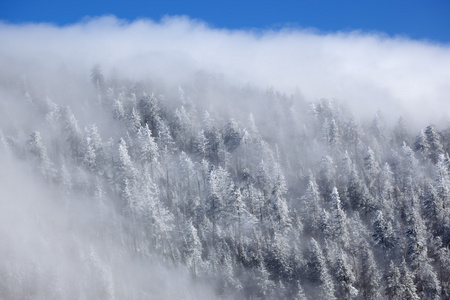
[0,63,449,299]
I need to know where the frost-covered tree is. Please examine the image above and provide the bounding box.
[425,125,444,164]
[61,106,84,162]
[307,238,336,300]
[433,154,450,246]
[328,118,342,153]
[415,129,431,162]
[329,187,349,245]
[318,155,336,203]
[343,116,363,162]
[364,147,380,197]
[83,124,104,173]
[370,111,386,145]
[113,99,125,121]
[334,252,357,300]
[28,131,53,180]
[372,210,396,254]
[301,178,323,237]
[126,106,141,135]
[405,204,429,269]
[399,259,420,300]
[137,123,159,174]
[207,166,233,243]
[114,138,137,197]
[347,166,371,212]
[359,246,383,300]
[224,119,242,152]
[138,92,162,136]
[385,260,404,300]
[416,263,442,300]
[195,129,210,161]
[181,220,203,277]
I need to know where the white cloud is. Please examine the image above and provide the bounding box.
[1,15,450,127]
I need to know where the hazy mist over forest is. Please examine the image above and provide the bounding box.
[1,16,450,299]
[2,16,450,126]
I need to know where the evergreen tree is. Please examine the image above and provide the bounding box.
[223,118,242,152]
[137,123,159,175]
[399,142,420,193]
[415,129,431,162]
[82,124,104,173]
[370,111,386,145]
[423,184,445,238]
[114,138,137,197]
[301,178,322,237]
[126,106,141,135]
[333,251,357,300]
[425,125,444,164]
[181,220,203,277]
[28,131,53,180]
[405,204,429,269]
[328,118,342,153]
[329,187,349,245]
[385,260,404,300]
[372,210,396,253]
[178,151,196,207]
[416,263,442,300]
[61,106,84,162]
[399,259,420,300]
[433,154,450,246]
[307,238,336,300]
[347,166,371,212]
[336,151,353,209]
[379,162,396,219]
[343,116,363,162]
[195,129,210,161]
[318,155,336,203]
[207,166,233,243]
[113,99,125,121]
[360,247,383,300]
[173,105,195,152]
[364,147,381,197]
[138,92,162,136]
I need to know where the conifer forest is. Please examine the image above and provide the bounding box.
[1,19,450,300]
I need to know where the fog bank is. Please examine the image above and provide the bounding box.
[1,15,450,127]
[0,150,217,299]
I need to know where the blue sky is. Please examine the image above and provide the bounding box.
[1,0,449,43]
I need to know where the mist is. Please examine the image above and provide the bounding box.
[0,146,217,299]
[1,16,450,128]
[1,15,450,299]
